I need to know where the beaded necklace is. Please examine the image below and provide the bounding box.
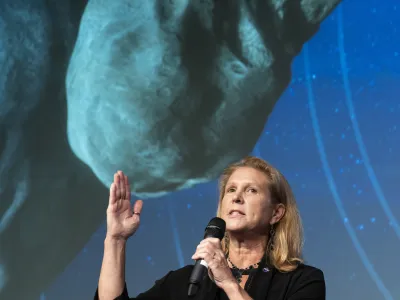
[227,257,263,283]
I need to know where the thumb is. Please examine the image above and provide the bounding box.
[132,199,143,215]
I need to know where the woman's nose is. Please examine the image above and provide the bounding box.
[232,194,244,204]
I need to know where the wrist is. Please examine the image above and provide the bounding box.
[221,279,240,294]
[105,235,128,247]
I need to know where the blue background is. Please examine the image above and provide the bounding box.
[35,1,400,299]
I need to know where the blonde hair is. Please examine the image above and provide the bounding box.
[216,156,304,272]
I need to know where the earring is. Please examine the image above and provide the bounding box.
[267,224,275,253]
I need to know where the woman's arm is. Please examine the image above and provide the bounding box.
[98,237,128,300]
[222,281,254,300]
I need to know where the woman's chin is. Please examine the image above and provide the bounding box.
[226,223,247,233]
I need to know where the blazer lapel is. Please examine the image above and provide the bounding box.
[247,266,276,300]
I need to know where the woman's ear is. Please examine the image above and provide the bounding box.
[270,203,285,225]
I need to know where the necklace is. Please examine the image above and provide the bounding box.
[227,257,263,283]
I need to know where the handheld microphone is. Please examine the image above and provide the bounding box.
[188,217,226,297]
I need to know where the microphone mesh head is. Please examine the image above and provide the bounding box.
[204,217,226,240]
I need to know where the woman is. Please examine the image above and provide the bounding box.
[96,156,325,300]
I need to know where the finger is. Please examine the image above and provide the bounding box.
[200,239,222,251]
[195,246,216,260]
[118,171,126,200]
[215,251,227,263]
[195,243,208,253]
[115,172,121,200]
[192,249,213,260]
[201,238,220,245]
[124,175,131,201]
[109,182,117,205]
[193,247,224,261]
[192,252,205,260]
[133,199,143,215]
[197,240,218,252]
[192,251,207,260]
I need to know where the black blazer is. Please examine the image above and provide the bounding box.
[94,263,325,300]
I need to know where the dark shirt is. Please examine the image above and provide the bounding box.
[94,263,325,300]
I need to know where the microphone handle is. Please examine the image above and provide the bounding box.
[188,233,216,296]
[188,260,207,297]
[189,259,208,283]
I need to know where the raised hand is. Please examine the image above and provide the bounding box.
[106,171,143,241]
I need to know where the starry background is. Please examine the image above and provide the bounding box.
[42,1,400,299]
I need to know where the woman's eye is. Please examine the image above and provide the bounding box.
[248,188,257,193]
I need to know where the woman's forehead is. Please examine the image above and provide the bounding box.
[227,167,268,186]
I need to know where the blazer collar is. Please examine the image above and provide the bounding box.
[248,265,276,299]
[246,255,275,299]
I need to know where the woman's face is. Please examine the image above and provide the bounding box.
[220,167,284,234]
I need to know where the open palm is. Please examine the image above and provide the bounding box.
[106,171,143,240]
